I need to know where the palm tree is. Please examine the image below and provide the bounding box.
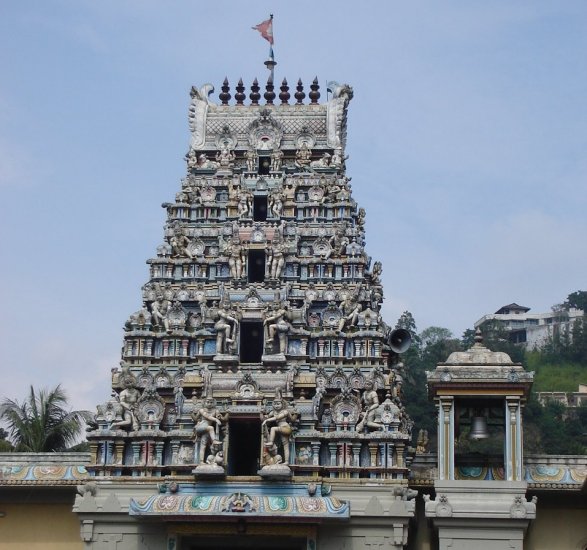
[0,385,92,452]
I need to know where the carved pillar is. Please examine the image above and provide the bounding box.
[506,396,523,481]
[114,440,125,466]
[437,396,455,480]
[89,441,99,465]
[131,441,142,467]
[311,441,321,466]
[328,443,338,466]
[368,442,379,469]
[171,440,180,464]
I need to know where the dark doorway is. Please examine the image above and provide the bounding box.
[258,156,271,175]
[248,250,265,282]
[253,196,268,221]
[227,417,262,476]
[239,322,264,363]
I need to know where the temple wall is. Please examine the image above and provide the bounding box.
[0,503,82,550]
[525,493,587,550]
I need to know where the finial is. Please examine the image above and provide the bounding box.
[295,78,305,105]
[309,77,320,104]
[264,78,275,105]
[250,78,261,105]
[279,78,290,104]
[235,78,245,105]
[474,328,484,346]
[219,77,231,105]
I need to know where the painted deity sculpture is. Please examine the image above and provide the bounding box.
[191,397,226,464]
[110,376,141,431]
[261,392,297,465]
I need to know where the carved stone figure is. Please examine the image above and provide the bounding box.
[174,385,185,416]
[356,380,383,432]
[196,153,219,170]
[110,377,141,431]
[170,227,193,259]
[268,191,284,218]
[237,192,252,218]
[151,295,172,333]
[371,261,382,284]
[264,302,291,355]
[312,379,326,420]
[356,207,366,229]
[310,152,331,169]
[245,148,257,172]
[226,237,246,279]
[325,225,349,260]
[294,142,312,170]
[215,145,236,169]
[266,235,286,279]
[271,149,284,172]
[191,397,226,464]
[261,392,297,465]
[330,149,348,168]
[214,302,239,355]
[338,292,362,332]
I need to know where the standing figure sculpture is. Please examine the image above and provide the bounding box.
[356,380,383,432]
[215,302,238,355]
[191,397,226,464]
[111,377,141,431]
[261,391,297,465]
[245,148,258,172]
[267,236,286,279]
[227,237,246,279]
[264,302,291,355]
[271,149,284,172]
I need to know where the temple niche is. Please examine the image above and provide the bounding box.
[83,76,416,549]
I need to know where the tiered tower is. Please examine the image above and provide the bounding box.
[87,77,412,486]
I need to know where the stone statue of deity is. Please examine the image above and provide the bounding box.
[110,376,141,431]
[261,391,298,465]
[264,302,291,355]
[214,302,239,355]
[191,396,227,464]
[356,380,383,432]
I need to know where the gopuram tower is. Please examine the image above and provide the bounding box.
[80,76,416,549]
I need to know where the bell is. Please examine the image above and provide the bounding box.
[469,415,489,440]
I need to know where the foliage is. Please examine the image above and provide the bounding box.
[397,314,463,450]
[526,352,586,392]
[0,385,92,452]
[477,319,525,363]
[563,290,587,312]
[0,427,14,452]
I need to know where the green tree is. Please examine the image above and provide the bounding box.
[563,290,587,312]
[0,385,92,452]
[0,427,14,452]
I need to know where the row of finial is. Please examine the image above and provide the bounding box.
[218,77,321,106]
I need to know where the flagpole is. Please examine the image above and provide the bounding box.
[263,14,276,84]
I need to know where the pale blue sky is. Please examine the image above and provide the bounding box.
[1,1,586,411]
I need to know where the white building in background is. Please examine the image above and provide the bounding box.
[537,384,587,408]
[474,303,584,350]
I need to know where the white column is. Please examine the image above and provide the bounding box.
[437,396,455,480]
[505,396,523,481]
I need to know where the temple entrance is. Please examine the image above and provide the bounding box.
[239,322,264,363]
[227,417,262,476]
